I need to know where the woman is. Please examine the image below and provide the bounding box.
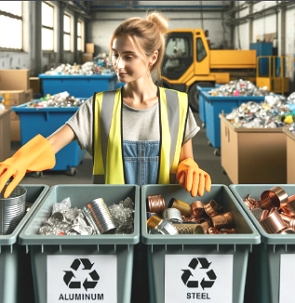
[0,12,211,302]
[0,11,211,198]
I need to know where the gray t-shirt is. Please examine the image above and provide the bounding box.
[66,96,200,156]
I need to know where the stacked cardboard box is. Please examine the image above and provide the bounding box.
[29,77,41,94]
[0,69,33,141]
[0,109,11,161]
[81,43,95,63]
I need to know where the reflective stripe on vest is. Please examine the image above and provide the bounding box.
[93,87,188,184]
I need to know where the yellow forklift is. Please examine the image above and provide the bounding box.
[161,28,289,111]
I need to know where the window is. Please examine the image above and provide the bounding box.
[196,38,207,62]
[77,20,83,52]
[42,1,54,51]
[162,34,193,80]
[0,1,22,50]
[64,13,71,51]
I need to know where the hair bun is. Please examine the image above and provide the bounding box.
[146,11,169,33]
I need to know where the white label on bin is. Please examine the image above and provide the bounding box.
[165,254,233,303]
[47,255,117,303]
[280,254,295,303]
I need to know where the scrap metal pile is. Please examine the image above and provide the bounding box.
[38,196,134,236]
[210,80,295,129]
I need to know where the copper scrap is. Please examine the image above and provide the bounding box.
[204,199,222,217]
[168,198,191,216]
[147,195,166,213]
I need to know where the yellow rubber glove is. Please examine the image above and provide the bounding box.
[176,158,211,197]
[0,134,56,198]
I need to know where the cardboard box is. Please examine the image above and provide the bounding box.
[10,110,19,121]
[284,128,295,183]
[29,77,41,93]
[10,120,20,141]
[85,43,95,54]
[25,89,33,102]
[0,69,30,91]
[220,114,286,183]
[81,53,93,64]
[0,109,11,161]
[0,90,26,106]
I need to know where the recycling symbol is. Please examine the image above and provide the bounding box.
[63,258,100,291]
[181,258,217,290]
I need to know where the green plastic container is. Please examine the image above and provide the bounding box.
[0,184,49,303]
[141,184,260,303]
[230,184,295,303]
[19,184,140,303]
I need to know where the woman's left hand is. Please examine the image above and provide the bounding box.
[176,158,211,197]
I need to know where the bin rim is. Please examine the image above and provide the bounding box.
[202,91,266,101]
[12,100,83,113]
[141,184,261,246]
[38,73,116,79]
[196,84,221,92]
[230,184,295,245]
[0,184,49,246]
[18,184,140,246]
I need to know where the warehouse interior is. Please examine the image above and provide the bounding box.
[1,1,295,303]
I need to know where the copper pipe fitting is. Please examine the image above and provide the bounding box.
[259,186,288,210]
[261,209,270,221]
[191,200,204,219]
[280,213,295,230]
[198,220,211,233]
[280,199,295,217]
[211,212,234,229]
[259,209,287,234]
[204,199,222,217]
[168,198,191,216]
[147,195,166,213]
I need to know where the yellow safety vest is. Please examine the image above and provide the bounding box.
[93,86,189,184]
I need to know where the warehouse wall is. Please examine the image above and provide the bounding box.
[232,1,295,90]
[0,1,86,76]
[1,0,295,90]
[88,9,233,54]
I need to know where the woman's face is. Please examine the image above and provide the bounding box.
[111,35,149,83]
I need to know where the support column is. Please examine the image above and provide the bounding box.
[30,1,42,75]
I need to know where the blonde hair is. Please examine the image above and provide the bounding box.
[110,11,169,81]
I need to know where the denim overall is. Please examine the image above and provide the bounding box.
[123,140,160,303]
[123,140,160,185]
